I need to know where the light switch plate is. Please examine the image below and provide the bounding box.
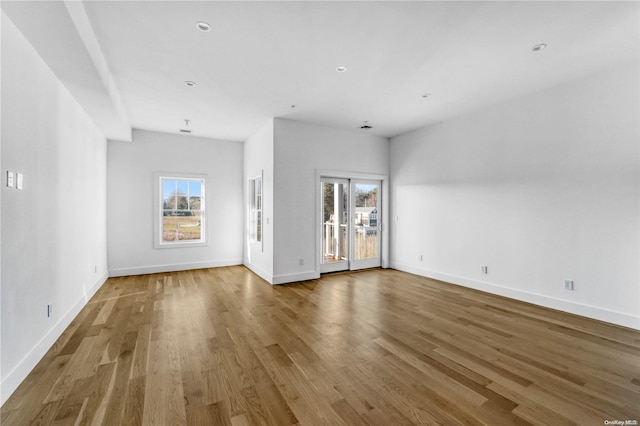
[6,171,14,188]
[16,173,23,190]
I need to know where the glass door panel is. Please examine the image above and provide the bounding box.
[320,179,349,273]
[350,180,381,270]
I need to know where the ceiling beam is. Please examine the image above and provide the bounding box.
[1,1,132,142]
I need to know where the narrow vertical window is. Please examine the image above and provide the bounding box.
[159,176,205,245]
[250,176,262,243]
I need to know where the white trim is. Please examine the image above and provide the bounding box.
[243,260,274,284]
[109,259,242,277]
[84,271,109,302]
[391,262,640,330]
[243,261,320,285]
[272,271,320,285]
[321,260,350,274]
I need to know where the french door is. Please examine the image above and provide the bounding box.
[320,177,381,273]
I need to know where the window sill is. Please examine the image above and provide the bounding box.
[154,240,208,249]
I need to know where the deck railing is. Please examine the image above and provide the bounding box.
[323,222,378,261]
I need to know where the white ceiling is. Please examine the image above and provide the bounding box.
[5,1,640,141]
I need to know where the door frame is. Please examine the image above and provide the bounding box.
[315,169,389,276]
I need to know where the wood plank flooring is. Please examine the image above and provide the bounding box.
[2,266,639,425]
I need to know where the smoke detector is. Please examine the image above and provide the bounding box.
[180,119,192,133]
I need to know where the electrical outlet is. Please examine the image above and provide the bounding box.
[94,265,98,274]
[47,304,53,317]
[6,171,14,188]
[564,280,574,290]
[481,265,488,274]
[419,254,423,262]
[299,258,304,266]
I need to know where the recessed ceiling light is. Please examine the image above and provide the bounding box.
[336,66,348,73]
[196,21,211,32]
[532,43,547,52]
[422,93,431,98]
[290,104,297,109]
[184,80,197,87]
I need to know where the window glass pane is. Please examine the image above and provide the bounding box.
[248,177,262,243]
[256,211,262,242]
[177,180,189,196]
[178,211,202,241]
[189,196,201,210]
[189,180,202,197]
[163,193,175,210]
[163,211,202,241]
[354,183,379,260]
[322,181,348,264]
[163,179,176,210]
[175,194,188,210]
[162,212,177,241]
[162,179,176,196]
[160,176,205,245]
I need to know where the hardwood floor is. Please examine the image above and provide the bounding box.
[2,266,639,425]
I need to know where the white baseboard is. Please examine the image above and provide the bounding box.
[1,273,108,406]
[84,272,108,302]
[242,261,273,284]
[391,261,640,330]
[272,270,320,285]
[241,262,320,285]
[109,259,242,277]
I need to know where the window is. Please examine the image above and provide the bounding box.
[250,176,262,243]
[157,175,205,247]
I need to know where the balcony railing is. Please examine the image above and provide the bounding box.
[323,222,378,262]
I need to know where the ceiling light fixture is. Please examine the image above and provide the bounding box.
[360,120,372,130]
[184,80,197,87]
[290,104,297,109]
[422,93,431,98]
[196,21,211,32]
[336,66,348,73]
[532,43,547,52]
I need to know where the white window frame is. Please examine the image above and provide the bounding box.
[249,171,263,251]
[154,172,208,249]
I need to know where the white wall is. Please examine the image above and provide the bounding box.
[390,62,640,329]
[1,12,109,404]
[243,119,275,282]
[273,118,390,283]
[107,129,243,276]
